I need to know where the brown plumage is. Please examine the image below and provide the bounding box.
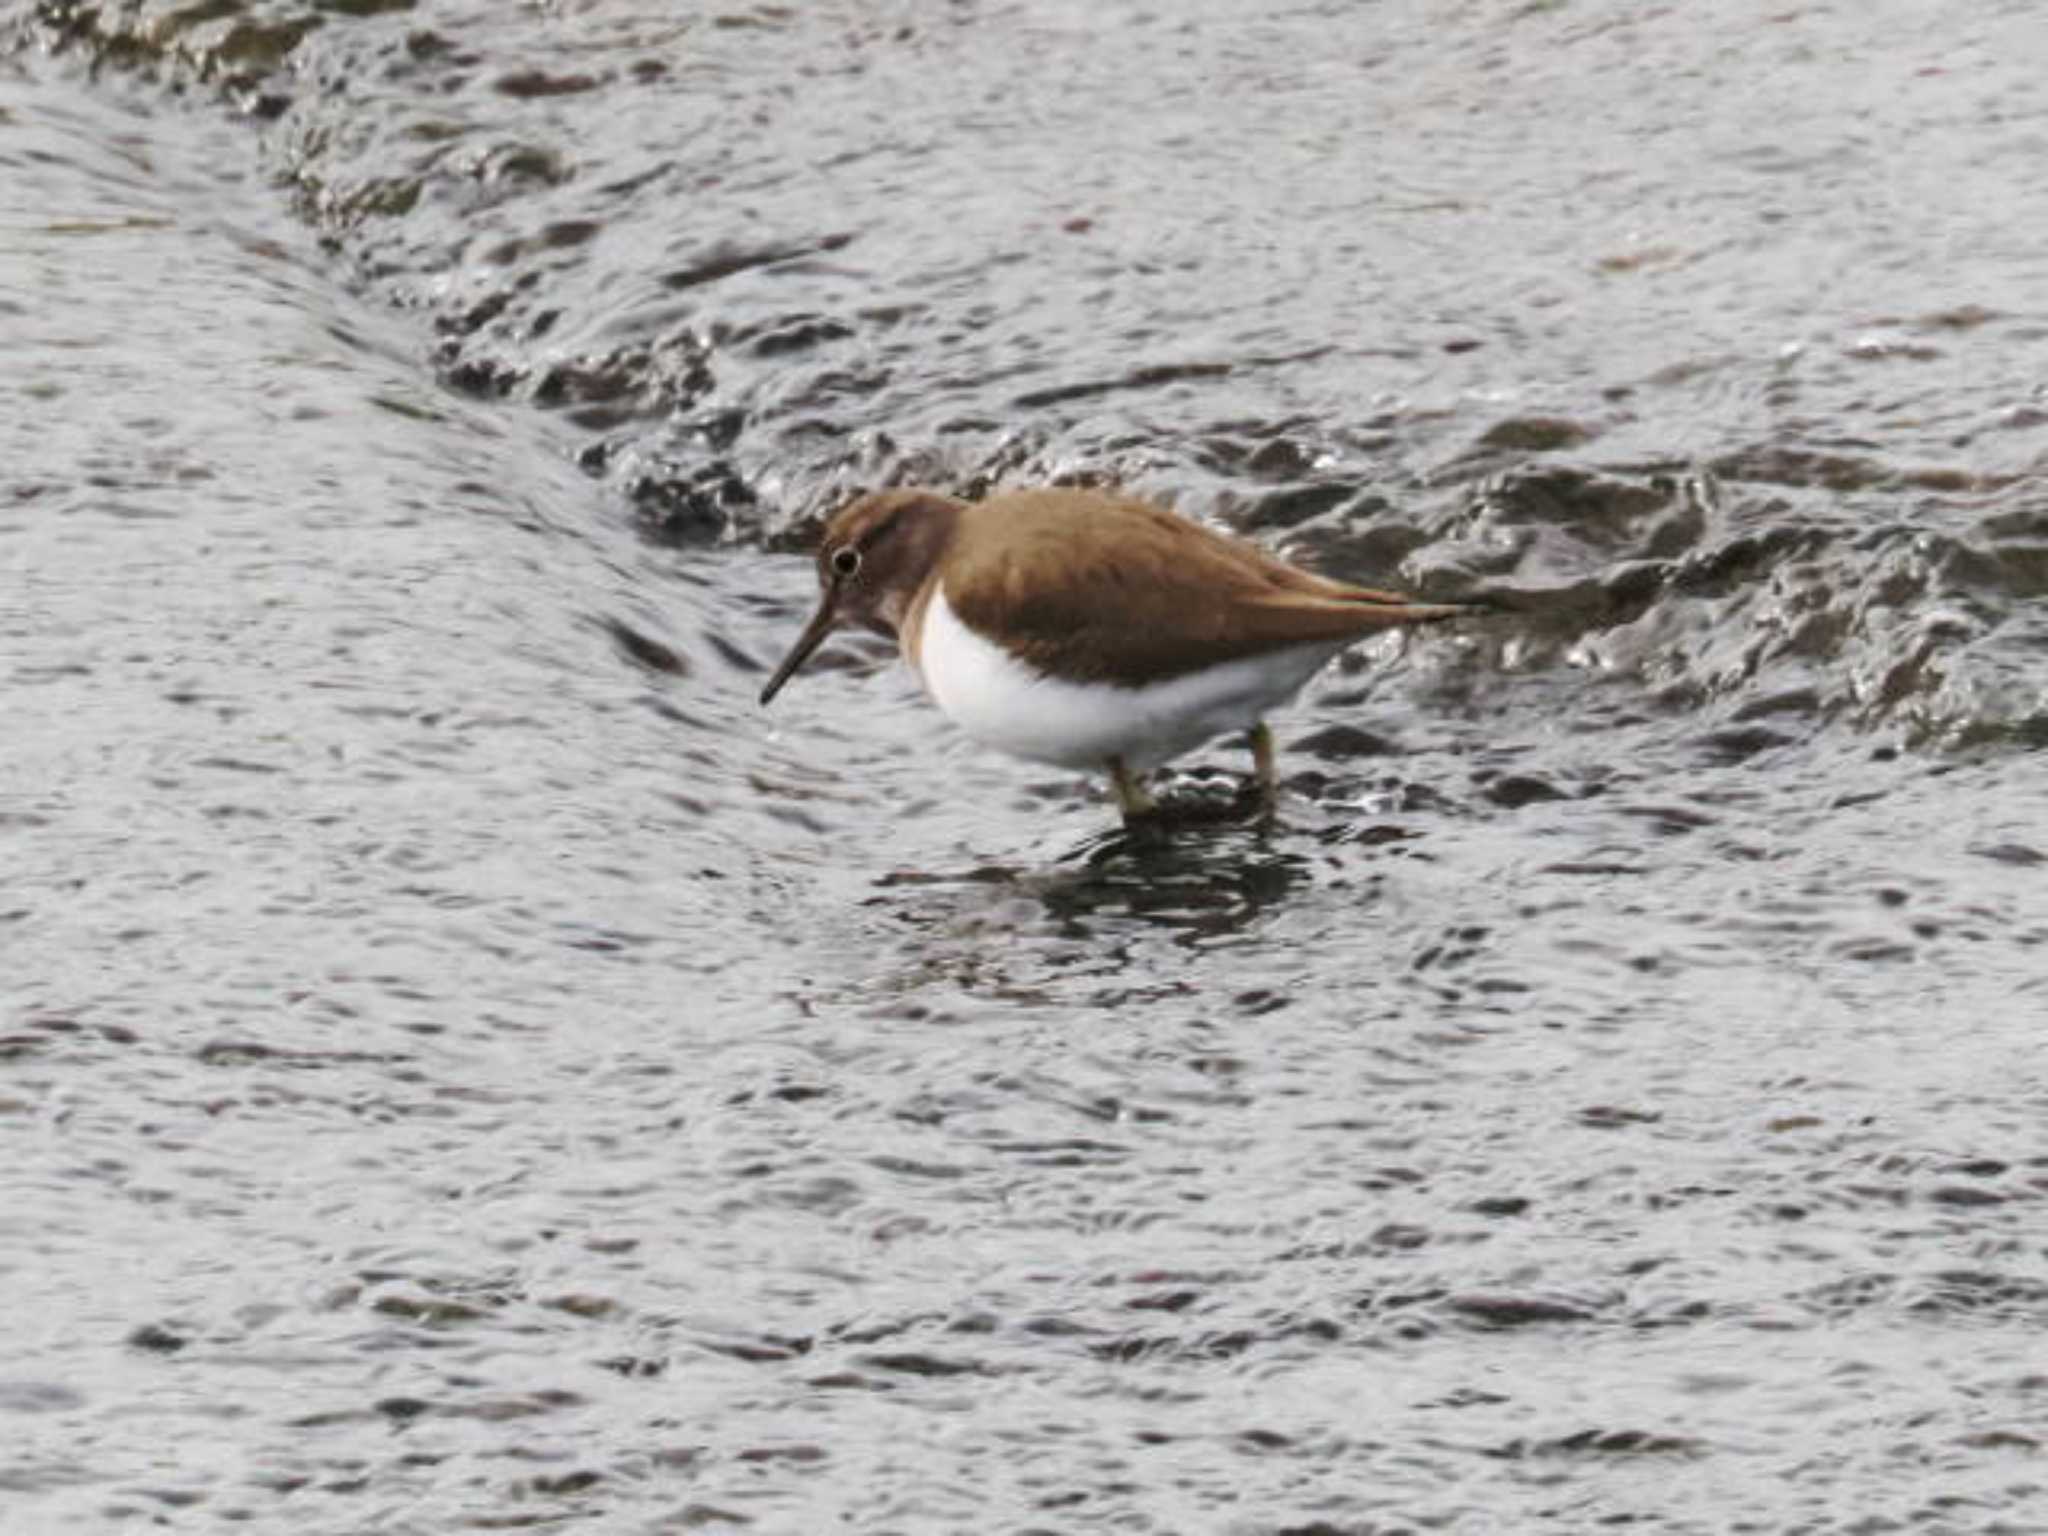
[937,489,1449,687]
[759,486,1469,819]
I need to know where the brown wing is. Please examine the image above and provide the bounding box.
[946,490,1462,687]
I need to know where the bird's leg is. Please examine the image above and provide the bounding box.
[1108,757,1157,821]
[1249,721,1278,810]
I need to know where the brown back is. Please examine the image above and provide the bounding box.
[943,490,1458,686]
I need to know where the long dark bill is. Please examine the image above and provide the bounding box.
[758,597,839,705]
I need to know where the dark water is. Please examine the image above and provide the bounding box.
[5,2,2047,1531]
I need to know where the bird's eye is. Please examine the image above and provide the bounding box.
[831,546,862,579]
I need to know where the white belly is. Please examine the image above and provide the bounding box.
[916,587,1341,773]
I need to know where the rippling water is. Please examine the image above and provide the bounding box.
[5,2,2047,1531]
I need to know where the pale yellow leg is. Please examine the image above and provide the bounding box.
[1250,720,1278,808]
[1108,757,1157,821]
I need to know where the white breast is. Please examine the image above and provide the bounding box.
[915,586,1343,773]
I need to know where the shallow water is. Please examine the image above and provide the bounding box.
[4,2,2047,1532]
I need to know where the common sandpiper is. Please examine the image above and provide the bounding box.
[760,487,1468,820]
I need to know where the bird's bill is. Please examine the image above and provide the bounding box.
[758,596,839,704]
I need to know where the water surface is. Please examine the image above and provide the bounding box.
[5,3,2047,1531]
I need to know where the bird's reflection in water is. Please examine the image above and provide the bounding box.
[1041,817,1311,947]
[871,794,1308,951]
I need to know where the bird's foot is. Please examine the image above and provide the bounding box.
[1108,756,1160,822]
[1248,722,1279,821]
